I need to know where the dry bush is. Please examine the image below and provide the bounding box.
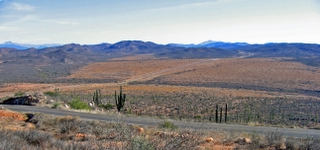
[298,137,320,150]
[151,130,204,150]
[0,128,63,150]
[130,136,155,150]
[265,130,283,146]
[55,115,82,133]
[15,130,54,148]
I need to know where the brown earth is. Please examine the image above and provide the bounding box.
[63,57,320,92]
[154,58,320,91]
[63,59,214,82]
[0,109,27,121]
[0,109,29,131]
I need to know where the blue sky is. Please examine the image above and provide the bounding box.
[0,0,319,44]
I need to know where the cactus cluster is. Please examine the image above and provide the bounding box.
[214,103,228,123]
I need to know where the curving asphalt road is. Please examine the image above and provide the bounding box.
[1,104,319,138]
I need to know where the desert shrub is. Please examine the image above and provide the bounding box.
[26,113,49,129]
[194,115,201,119]
[0,128,55,149]
[55,116,81,134]
[298,137,320,150]
[159,121,178,130]
[265,130,283,146]
[98,103,114,110]
[0,128,26,149]
[247,132,264,150]
[153,130,203,150]
[113,121,134,141]
[69,97,90,110]
[52,103,60,109]
[65,140,97,150]
[44,91,59,97]
[17,130,53,147]
[14,91,25,97]
[130,136,155,150]
[285,137,299,150]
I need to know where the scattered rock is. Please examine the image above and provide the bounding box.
[205,137,214,142]
[278,142,286,150]
[64,104,69,108]
[155,131,163,135]
[23,122,35,128]
[236,137,252,145]
[244,138,251,144]
[76,133,86,137]
[137,127,144,133]
[33,92,47,102]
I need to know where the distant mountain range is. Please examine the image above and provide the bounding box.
[1,40,320,61]
[0,41,60,50]
[167,40,249,49]
[0,40,319,83]
[1,40,319,52]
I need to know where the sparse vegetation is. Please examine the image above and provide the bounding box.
[98,103,114,110]
[14,91,25,97]
[159,121,177,130]
[44,91,59,97]
[52,102,60,109]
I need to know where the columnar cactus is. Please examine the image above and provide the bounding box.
[225,103,228,123]
[115,86,126,112]
[220,108,223,123]
[93,89,101,106]
[215,104,219,123]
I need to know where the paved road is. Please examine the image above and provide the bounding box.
[1,104,319,138]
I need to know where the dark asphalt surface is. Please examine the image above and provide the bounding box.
[1,104,319,138]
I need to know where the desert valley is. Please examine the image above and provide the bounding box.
[0,41,320,149]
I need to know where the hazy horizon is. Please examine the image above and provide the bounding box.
[1,39,320,46]
[1,0,319,45]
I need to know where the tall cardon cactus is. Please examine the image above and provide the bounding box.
[93,89,101,106]
[115,86,126,112]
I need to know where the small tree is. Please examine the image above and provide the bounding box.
[115,86,126,112]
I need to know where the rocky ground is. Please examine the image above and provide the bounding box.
[1,107,320,149]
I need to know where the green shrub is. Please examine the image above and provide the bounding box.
[52,103,60,109]
[69,98,90,110]
[98,103,114,110]
[194,115,201,119]
[159,121,177,130]
[44,91,59,97]
[14,91,25,97]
